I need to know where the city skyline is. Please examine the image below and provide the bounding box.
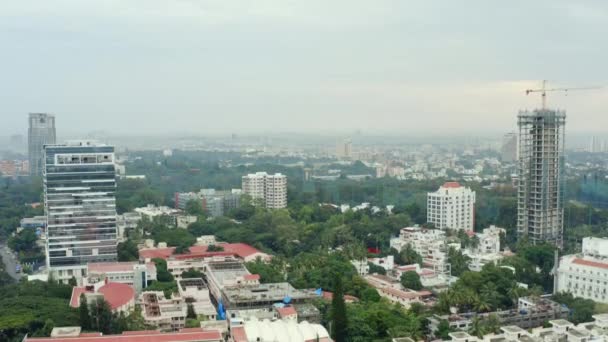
[1,1,607,136]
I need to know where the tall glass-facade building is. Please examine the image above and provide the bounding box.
[44,141,118,283]
[28,113,56,176]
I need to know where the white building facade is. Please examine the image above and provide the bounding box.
[427,182,476,231]
[556,237,608,303]
[242,172,287,209]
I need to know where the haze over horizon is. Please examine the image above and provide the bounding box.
[1,0,607,136]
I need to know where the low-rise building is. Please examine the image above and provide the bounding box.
[463,226,507,272]
[436,315,608,342]
[140,291,188,331]
[230,317,332,342]
[139,242,271,263]
[351,259,369,276]
[25,327,222,342]
[115,212,142,242]
[70,280,136,313]
[368,255,394,271]
[176,215,197,229]
[177,278,217,320]
[86,261,157,292]
[427,297,569,337]
[135,205,181,221]
[20,216,46,230]
[390,226,451,280]
[556,237,608,303]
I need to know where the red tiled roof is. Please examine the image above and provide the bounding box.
[70,287,93,308]
[573,258,608,269]
[321,291,359,302]
[396,265,417,271]
[139,243,266,261]
[443,182,461,188]
[231,326,248,342]
[244,274,261,281]
[276,306,297,317]
[25,329,222,342]
[98,282,135,310]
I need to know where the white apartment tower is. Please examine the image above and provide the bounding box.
[242,172,287,209]
[44,141,118,283]
[427,182,476,231]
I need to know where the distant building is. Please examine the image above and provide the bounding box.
[29,113,56,176]
[517,109,565,247]
[336,138,352,160]
[44,141,118,283]
[242,172,287,209]
[501,132,518,163]
[20,216,46,230]
[556,237,608,303]
[134,204,181,220]
[427,182,476,231]
[174,189,242,217]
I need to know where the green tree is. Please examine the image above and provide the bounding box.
[174,243,191,254]
[368,262,387,275]
[436,319,452,340]
[399,244,423,265]
[181,268,203,278]
[207,244,224,252]
[400,271,422,291]
[117,240,139,261]
[360,288,381,302]
[187,303,197,319]
[68,276,77,287]
[152,258,174,282]
[448,247,471,277]
[78,294,91,330]
[185,200,205,216]
[331,276,348,342]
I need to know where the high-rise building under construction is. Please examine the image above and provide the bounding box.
[517,109,565,247]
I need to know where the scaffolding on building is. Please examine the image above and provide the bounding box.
[517,109,566,247]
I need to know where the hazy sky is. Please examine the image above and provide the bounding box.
[1,0,607,136]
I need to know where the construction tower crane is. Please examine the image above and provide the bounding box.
[525,80,602,109]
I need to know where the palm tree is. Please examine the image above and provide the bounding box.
[473,295,492,313]
[469,316,485,338]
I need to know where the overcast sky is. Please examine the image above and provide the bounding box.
[1,0,607,136]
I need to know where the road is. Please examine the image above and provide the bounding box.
[0,244,22,280]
